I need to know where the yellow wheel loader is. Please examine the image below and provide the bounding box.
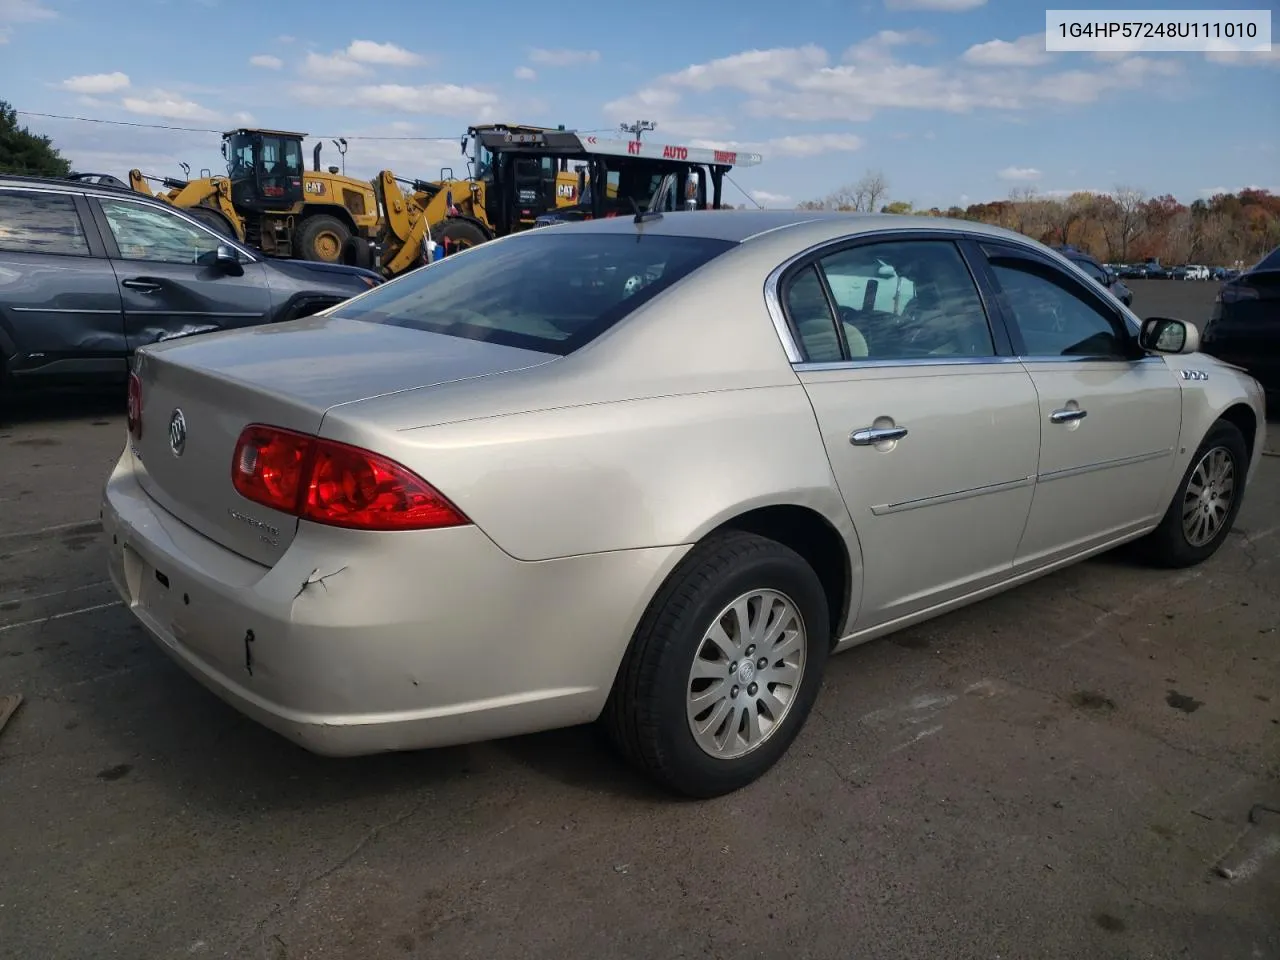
[127,128,380,264]
[352,123,762,278]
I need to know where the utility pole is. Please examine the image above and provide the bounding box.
[619,120,656,141]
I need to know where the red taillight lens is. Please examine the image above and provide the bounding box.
[126,373,142,438]
[232,425,315,514]
[230,424,469,531]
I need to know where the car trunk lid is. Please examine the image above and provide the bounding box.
[130,315,554,567]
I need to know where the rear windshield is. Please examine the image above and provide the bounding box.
[332,231,737,355]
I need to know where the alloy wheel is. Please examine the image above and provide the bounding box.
[685,589,807,761]
[1182,446,1236,547]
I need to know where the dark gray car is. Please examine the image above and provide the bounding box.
[0,174,383,392]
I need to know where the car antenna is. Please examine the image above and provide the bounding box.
[629,195,663,224]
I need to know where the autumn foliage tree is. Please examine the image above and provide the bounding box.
[800,178,1280,267]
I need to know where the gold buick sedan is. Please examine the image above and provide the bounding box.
[102,210,1268,798]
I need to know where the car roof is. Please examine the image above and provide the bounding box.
[0,172,158,202]
[542,208,1049,249]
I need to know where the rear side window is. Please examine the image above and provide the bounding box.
[332,231,737,355]
[0,190,89,256]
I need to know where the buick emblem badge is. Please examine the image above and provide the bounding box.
[168,408,187,457]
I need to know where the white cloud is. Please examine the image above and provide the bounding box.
[845,29,933,62]
[528,47,600,66]
[885,0,986,9]
[690,133,865,159]
[300,50,371,79]
[276,34,295,43]
[344,39,423,66]
[998,166,1042,181]
[1031,56,1179,103]
[0,0,56,21]
[751,190,793,207]
[249,54,283,70]
[962,33,1051,67]
[59,71,130,94]
[232,111,255,125]
[665,45,829,94]
[121,91,220,121]
[514,65,537,80]
[291,82,500,118]
[1205,47,1280,68]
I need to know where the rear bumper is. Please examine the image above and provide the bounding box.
[101,448,685,757]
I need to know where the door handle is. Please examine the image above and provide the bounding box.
[121,278,162,292]
[850,426,908,446]
[1049,408,1088,424]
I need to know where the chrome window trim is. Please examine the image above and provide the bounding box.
[765,226,1155,371]
[793,353,1166,373]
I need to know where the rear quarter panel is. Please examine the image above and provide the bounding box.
[322,383,857,564]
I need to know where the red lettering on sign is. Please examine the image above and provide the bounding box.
[662,144,689,160]
[713,150,738,164]
[627,140,642,154]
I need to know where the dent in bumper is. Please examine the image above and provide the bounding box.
[101,451,687,757]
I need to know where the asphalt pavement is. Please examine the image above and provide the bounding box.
[1,279,1277,960]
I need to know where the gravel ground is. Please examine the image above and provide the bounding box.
[1,279,1277,960]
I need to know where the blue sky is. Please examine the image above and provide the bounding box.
[3,0,1278,209]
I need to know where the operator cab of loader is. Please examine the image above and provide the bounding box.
[222,128,306,213]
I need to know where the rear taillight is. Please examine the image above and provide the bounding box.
[126,373,142,439]
[230,424,470,531]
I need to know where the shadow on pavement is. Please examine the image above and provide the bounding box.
[1,387,124,427]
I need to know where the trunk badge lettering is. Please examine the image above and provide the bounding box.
[168,409,187,457]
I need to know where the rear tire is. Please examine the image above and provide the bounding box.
[296,214,351,263]
[185,205,236,239]
[1136,419,1249,568]
[430,218,489,257]
[341,236,375,271]
[603,530,830,798]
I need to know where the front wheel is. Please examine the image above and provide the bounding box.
[1137,419,1249,568]
[603,530,830,798]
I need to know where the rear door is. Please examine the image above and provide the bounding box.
[782,230,1042,630]
[87,195,272,353]
[0,185,125,383]
[972,239,1184,570]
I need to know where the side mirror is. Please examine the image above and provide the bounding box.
[214,244,244,275]
[1140,316,1200,355]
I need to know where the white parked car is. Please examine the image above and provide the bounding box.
[1185,265,1211,281]
[102,210,1268,798]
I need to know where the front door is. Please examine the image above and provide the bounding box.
[975,241,1184,570]
[784,234,1042,630]
[90,196,272,353]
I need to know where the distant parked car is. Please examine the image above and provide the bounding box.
[1054,246,1133,306]
[1185,265,1211,281]
[1201,244,1280,398]
[0,174,383,393]
[102,210,1267,798]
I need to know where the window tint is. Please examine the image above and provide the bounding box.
[98,198,224,265]
[783,265,843,362]
[809,239,995,360]
[331,232,736,355]
[991,260,1128,358]
[1071,257,1108,285]
[0,191,89,256]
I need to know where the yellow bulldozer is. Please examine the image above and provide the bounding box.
[350,123,761,278]
[127,127,381,263]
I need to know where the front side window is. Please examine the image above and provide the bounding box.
[0,190,89,256]
[332,232,736,355]
[989,258,1130,358]
[802,239,995,360]
[98,198,224,265]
